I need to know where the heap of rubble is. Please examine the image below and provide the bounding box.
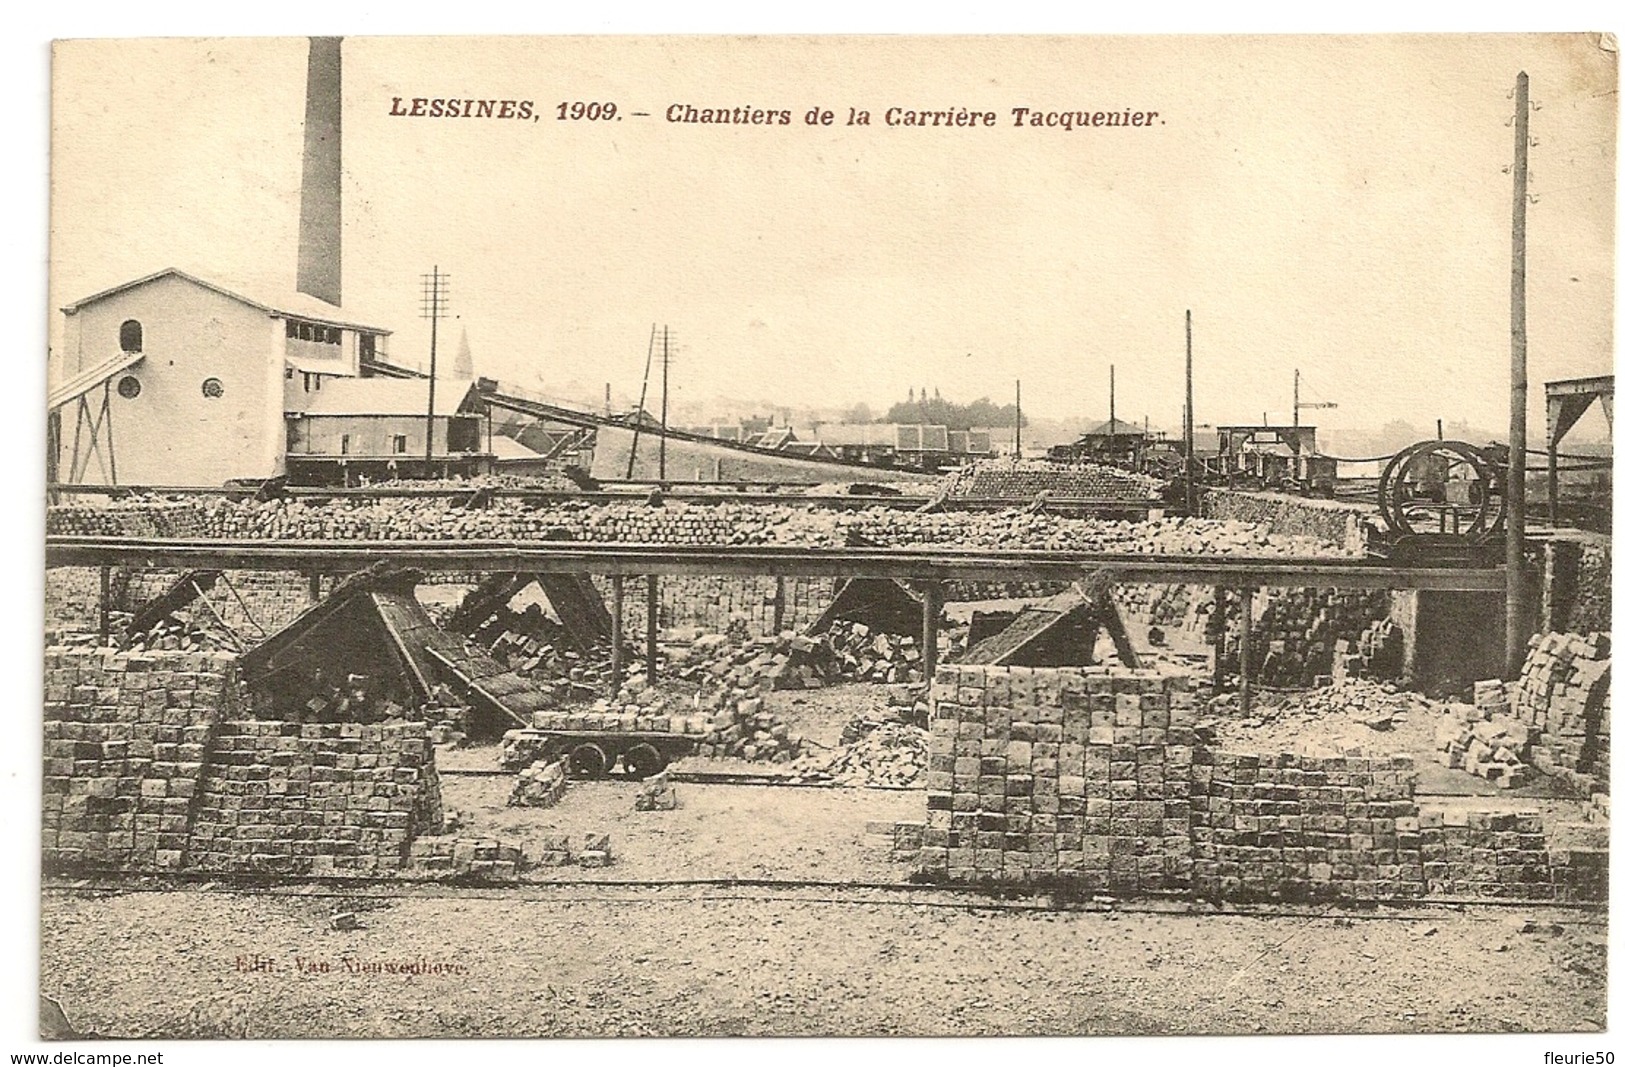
[795,722,930,787]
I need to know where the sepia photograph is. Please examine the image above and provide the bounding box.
[32,26,1617,1052]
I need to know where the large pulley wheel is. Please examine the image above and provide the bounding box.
[622,742,667,781]
[566,742,609,780]
[1378,440,1506,538]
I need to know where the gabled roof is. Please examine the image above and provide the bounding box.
[288,377,480,417]
[61,268,392,335]
[1082,417,1147,438]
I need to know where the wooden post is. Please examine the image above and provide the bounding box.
[772,575,786,633]
[610,575,624,697]
[1238,587,1255,714]
[307,571,322,603]
[1506,71,1531,679]
[645,574,659,686]
[1211,585,1227,689]
[98,565,111,644]
[922,582,942,683]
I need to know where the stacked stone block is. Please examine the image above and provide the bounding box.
[1222,587,1393,689]
[1418,810,1556,899]
[1189,750,1424,902]
[921,664,1600,904]
[919,665,1200,894]
[185,720,443,877]
[1512,632,1611,791]
[42,648,235,872]
[599,574,835,639]
[405,837,523,882]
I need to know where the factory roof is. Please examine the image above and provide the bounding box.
[61,268,393,335]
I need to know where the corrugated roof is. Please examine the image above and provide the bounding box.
[61,268,392,335]
[289,377,479,417]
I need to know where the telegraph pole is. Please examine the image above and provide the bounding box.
[419,267,449,474]
[1014,379,1022,456]
[659,326,670,482]
[1184,310,1195,514]
[1109,364,1116,445]
[1292,369,1338,428]
[1506,71,1531,677]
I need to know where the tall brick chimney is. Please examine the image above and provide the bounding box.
[296,37,343,306]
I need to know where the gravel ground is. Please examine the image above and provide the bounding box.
[38,885,1606,1038]
[440,776,920,883]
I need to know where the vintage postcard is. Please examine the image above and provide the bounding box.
[38,32,1615,1051]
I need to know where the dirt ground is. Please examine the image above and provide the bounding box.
[38,884,1606,1039]
[440,775,920,884]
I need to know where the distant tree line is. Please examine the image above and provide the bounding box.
[846,388,1025,430]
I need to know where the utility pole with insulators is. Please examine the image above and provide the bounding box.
[1292,369,1338,428]
[420,267,450,472]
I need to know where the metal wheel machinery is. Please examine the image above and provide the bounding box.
[1378,440,1507,539]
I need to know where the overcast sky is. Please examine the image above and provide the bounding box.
[50,34,1616,435]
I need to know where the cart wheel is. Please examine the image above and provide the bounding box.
[622,742,667,781]
[566,742,609,780]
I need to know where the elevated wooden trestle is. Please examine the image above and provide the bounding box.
[48,535,1504,704]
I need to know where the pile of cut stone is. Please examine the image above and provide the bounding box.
[509,760,568,808]
[532,831,613,868]
[116,611,240,654]
[1433,681,1536,789]
[634,770,679,810]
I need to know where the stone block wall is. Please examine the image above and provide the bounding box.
[595,575,837,639]
[187,720,443,877]
[1512,631,1611,791]
[920,664,1607,904]
[1190,749,1423,902]
[919,666,1202,894]
[46,567,321,638]
[1418,810,1557,900]
[43,647,236,871]
[1221,588,1393,688]
[43,648,458,880]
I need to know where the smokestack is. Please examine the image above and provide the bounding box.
[297,37,343,306]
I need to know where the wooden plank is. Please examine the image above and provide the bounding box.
[43,537,1508,592]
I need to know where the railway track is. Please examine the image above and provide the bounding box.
[41,872,1604,921]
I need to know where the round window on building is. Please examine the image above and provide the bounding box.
[116,375,141,400]
[201,377,225,399]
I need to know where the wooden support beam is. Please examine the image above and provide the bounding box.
[610,575,624,697]
[98,565,111,644]
[645,574,659,686]
[922,582,942,683]
[772,575,786,633]
[1211,585,1227,690]
[307,571,323,604]
[1100,595,1141,668]
[1238,586,1255,714]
